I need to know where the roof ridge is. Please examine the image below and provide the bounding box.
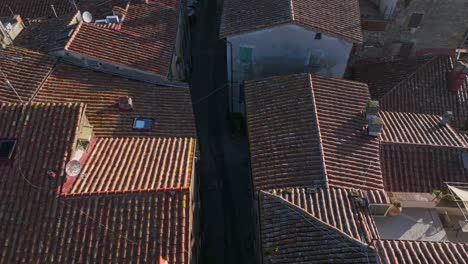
[64,21,83,51]
[261,190,375,247]
[61,187,191,198]
[380,140,468,150]
[290,0,295,21]
[380,110,468,147]
[377,239,468,245]
[308,74,329,188]
[379,56,440,103]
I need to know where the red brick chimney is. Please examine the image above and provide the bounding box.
[448,60,468,92]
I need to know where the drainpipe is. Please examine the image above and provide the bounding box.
[221,38,234,112]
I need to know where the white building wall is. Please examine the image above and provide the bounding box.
[226,23,353,112]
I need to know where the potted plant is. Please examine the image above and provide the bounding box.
[387,200,402,216]
[365,100,380,120]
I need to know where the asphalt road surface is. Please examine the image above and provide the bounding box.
[189,0,257,263]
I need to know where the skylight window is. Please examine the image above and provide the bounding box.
[0,140,17,160]
[133,118,153,130]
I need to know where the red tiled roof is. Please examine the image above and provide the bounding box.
[245,74,325,190]
[353,56,433,99]
[381,143,467,193]
[0,0,74,19]
[68,137,196,195]
[65,22,174,76]
[245,73,383,191]
[0,102,83,181]
[34,63,196,138]
[14,12,79,52]
[356,56,468,127]
[121,0,180,42]
[220,0,363,43]
[77,0,130,18]
[0,103,193,263]
[0,47,56,103]
[312,75,383,190]
[378,240,468,263]
[270,187,381,243]
[380,111,467,147]
[259,191,378,263]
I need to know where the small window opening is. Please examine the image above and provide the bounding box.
[133,118,153,130]
[239,46,253,64]
[315,32,322,40]
[0,140,17,160]
[408,13,424,28]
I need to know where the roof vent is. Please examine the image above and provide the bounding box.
[440,111,453,126]
[365,100,380,121]
[106,15,120,24]
[118,96,133,111]
[368,116,383,137]
[448,60,468,92]
[95,19,107,24]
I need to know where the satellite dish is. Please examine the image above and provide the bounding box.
[82,11,93,23]
[65,160,82,177]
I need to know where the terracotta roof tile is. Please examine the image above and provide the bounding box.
[245,74,325,190]
[356,56,468,127]
[353,56,433,99]
[378,240,468,264]
[259,191,378,263]
[0,102,83,179]
[77,0,130,18]
[121,0,180,42]
[381,143,467,193]
[0,47,56,103]
[68,137,196,195]
[0,103,192,263]
[311,75,383,190]
[270,187,381,243]
[0,0,74,19]
[221,0,363,43]
[34,63,196,138]
[245,73,383,191]
[65,22,174,76]
[14,12,79,52]
[380,111,467,147]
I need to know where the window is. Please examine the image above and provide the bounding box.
[315,32,322,40]
[0,140,17,160]
[398,42,414,58]
[408,13,424,28]
[133,118,153,130]
[239,46,253,64]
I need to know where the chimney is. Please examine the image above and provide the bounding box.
[0,15,24,48]
[368,116,383,137]
[448,60,468,92]
[365,100,380,121]
[118,96,133,111]
[440,111,453,126]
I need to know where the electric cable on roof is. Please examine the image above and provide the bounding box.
[12,106,139,247]
[0,66,24,103]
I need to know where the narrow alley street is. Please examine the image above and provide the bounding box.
[189,0,257,263]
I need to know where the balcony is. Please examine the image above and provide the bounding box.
[372,192,468,243]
